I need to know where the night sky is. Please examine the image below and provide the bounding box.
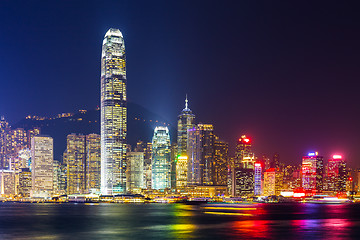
[1,1,360,166]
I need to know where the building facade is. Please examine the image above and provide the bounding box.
[302,152,324,192]
[213,137,228,186]
[66,134,86,194]
[86,134,101,192]
[126,152,144,192]
[151,126,171,190]
[187,124,214,186]
[31,136,53,198]
[176,96,195,188]
[101,28,127,195]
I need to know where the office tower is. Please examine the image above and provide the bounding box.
[327,155,347,192]
[26,128,40,148]
[126,152,144,192]
[176,155,188,188]
[235,135,254,169]
[263,168,283,196]
[31,136,53,198]
[86,134,101,192]
[187,124,215,185]
[0,169,15,195]
[101,28,127,195]
[170,143,178,189]
[234,168,254,196]
[301,152,324,192]
[0,117,9,169]
[151,126,171,190]
[18,168,31,197]
[66,134,86,194]
[53,160,65,195]
[6,128,28,169]
[134,141,152,189]
[213,137,228,185]
[18,149,31,169]
[283,165,301,190]
[263,154,271,171]
[176,96,195,188]
[271,153,280,170]
[263,169,276,196]
[233,135,255,196]
[254,162,262,195]
[227,157,235,196]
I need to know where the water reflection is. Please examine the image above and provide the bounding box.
[0,203,360,239]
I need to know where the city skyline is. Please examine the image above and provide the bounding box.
[1,1,360,167]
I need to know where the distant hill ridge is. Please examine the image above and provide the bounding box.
[14,102,176,161]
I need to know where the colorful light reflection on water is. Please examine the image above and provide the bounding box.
[0,203,360,239]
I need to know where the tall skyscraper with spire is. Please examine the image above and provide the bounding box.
[100,28,127,195]
[176,96,195,188]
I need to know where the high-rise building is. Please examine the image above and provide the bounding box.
[18,168,31,197]
[101,28,127,195]
[31,136,53,198]
[0,117,9,169]
[126,152,144,192]
[177,96,195,155]
[134,141,152,189]
[232,135,255,196]
[86,134,101,192]
[213,137,228,186]
[66,134,86,194]
[254,162,262,196]
[235,135,253,169]
[0,169,15,196]
[301,152,324,192]
[271,153,280,170]
[327,154,347,192]
[151,126,171,190]
[187,124,214,185]
[263,168,283,196]
[176,96,195,188]
[170,143,178,189]
[176,155,188,189]
[234,168,254,196]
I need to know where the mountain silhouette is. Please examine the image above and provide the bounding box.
[14,102,176,161]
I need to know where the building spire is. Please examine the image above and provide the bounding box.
[185,94,189,110]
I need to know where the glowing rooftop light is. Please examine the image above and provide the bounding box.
[333,154,342,159]
[255,163,261,167]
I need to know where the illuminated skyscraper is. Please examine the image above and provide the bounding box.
[176,96,195,189]
[235,135,254,169]
[254,162,262,195]
[327,155,347,192]
[19,168,31,197]
[31,136,53,198]
[232,135,255,196]
[213,137,228,186]
[134,141,152,189]
[0,117,9,169]
[126,152,144,192]
[302,152,324,192]
[187,124,214,185]
[86,134,101,192]
[151,126,171,190]
[66,134,86,194]
[0,169,15,195]
[101,28,127,195]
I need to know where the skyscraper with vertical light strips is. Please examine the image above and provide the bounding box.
[101,28,127,195]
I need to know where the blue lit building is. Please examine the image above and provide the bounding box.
[151,127,171,190]
[254,162,262,196]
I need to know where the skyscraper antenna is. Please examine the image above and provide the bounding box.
[185,94,188,109]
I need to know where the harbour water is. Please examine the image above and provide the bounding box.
[0,202,360,239]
